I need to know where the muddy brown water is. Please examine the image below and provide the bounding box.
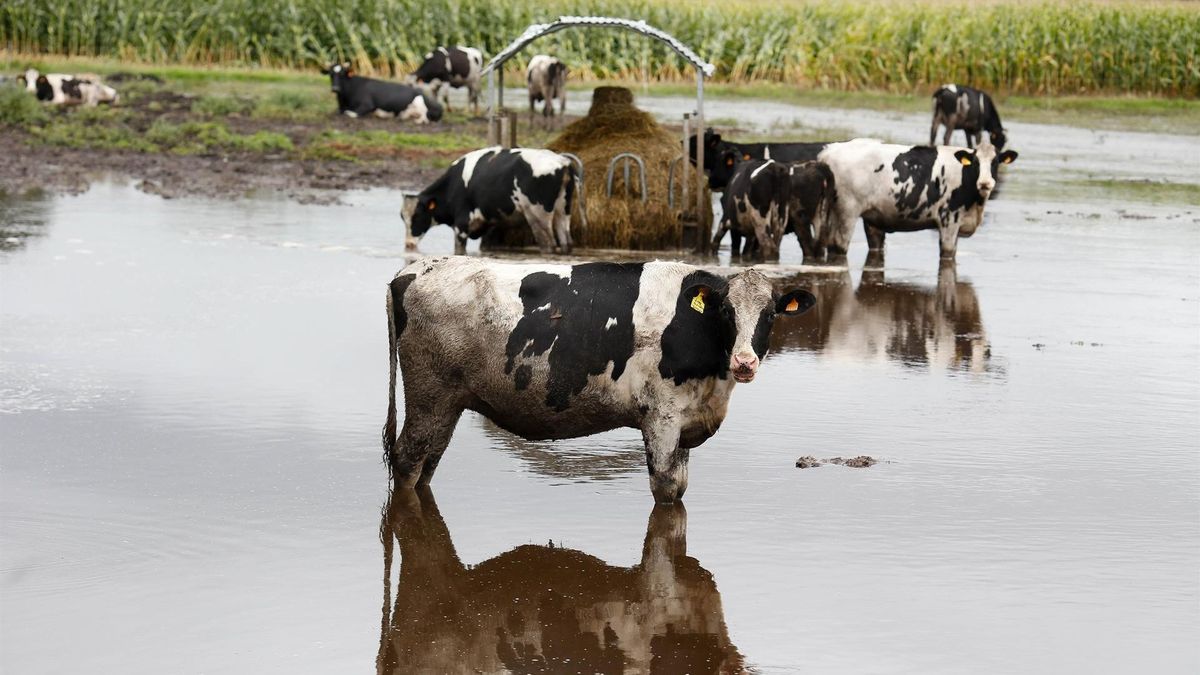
[3,108,1199,673]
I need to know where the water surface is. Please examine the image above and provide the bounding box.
[2,120,1199,673]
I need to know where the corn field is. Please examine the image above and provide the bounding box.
[2,0,1197,96]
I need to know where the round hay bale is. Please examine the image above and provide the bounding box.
[487,87,711,252]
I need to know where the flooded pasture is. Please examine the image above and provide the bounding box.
[2,105,1199,673]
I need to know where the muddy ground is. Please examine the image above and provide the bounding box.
[0,85,539,203]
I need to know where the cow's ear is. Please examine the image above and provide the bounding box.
[954,150,974,166]
[998,150,1018,165]
[425,198,437,211]
[682,283,718,315]
[742,153,751,161]
[776,290,816,316]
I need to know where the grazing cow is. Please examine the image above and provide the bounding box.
[814,138,1017,260]
[689,128,828,190]
[402,147,578,254]
[378,488,744,673]
[711,153,835,261]
[931,84,1007,150]
[321,63,442,122]
[382,257,816,502]
[526,54,567,123]
[411,46,483,115]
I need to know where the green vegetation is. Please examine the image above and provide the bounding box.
[304,128,483,162]
[1067,178,1200,206]
[2,0,1196,96]
[0,85,47,125]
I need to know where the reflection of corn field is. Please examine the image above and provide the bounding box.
[3,0,1196,95]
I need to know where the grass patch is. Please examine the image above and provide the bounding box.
[303,129,480,162]
[0,84,47,125]
[1066,178,1200,206]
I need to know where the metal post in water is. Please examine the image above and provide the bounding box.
[695,70,706,252]
[499,114,511,149]
[681,113,691,218]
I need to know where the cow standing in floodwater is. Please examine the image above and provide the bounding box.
[930,84,1007,150]
[383,258,815,502]
[402,147,578,254]
[813,139,1017,260]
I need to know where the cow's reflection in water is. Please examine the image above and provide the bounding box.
[770,261,995,374]
[377,488,744,674]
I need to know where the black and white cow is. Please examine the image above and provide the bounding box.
[402,147,578,254]
[814,139,1017,260]
[689,128,829,190]
[411,46,483,115]
[526,54,567,122]
[17,69,117,106]
[710,153,835,261]
[383,257,816,502]
[931,84,1007,150]
[322,63,442,123]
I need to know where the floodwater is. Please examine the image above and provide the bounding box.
[3,104,1200,674]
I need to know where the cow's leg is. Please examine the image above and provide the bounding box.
[930,117,940,146]
[943,126,954,146]
[552,208,572,254]
[965,132,976,149]
[525,213,556,254]
[390,399,463,488]
[864,219,886,253]
[729,227,743,258]
[529,94,536,127]
[710,219,730,254]
[938,223,960,260]
[642,419,688,503]
[453,226,468,255]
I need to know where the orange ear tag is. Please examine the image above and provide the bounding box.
[960,156,972,166]
[785,297,800,312]
[691,290,706,313]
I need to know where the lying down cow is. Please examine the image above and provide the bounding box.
[322,63,442,123]
[383,258,816,502]
[403,147,578,254]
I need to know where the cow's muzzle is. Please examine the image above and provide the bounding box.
[731,353,759,383]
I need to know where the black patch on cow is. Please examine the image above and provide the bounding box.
[447,48,472,79]
[61,78,83,101]
[658,271,734,385]
[750,306,775,359]
[892,146,944,216]
[504,262,643,411]
[513,364,532,391]
[35,76,54,101]
[389,273,417,335]
[874,164,884,172]
[946,159,982,212]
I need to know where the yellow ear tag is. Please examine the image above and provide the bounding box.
[960,156,972,166]
[690,290,706,313]
[785,297,800,312]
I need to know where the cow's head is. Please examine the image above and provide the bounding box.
[401,192,442,240]
[989,128,1007,152]
[17,68,37,91]
[707,149,741,191]
[321,62,353,93]
[954,142,1017,203]
[685,128,724,173]
[421,94,444,122]
[669,270,815,384]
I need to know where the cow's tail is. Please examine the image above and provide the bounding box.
[382,282,399,475]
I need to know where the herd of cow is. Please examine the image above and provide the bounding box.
[382,54,1021,503]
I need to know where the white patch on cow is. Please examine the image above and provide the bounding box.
[516,149,569,177]
[400,94,429,124]
[944,83,957,93]
[343,110,359,118]
[749,159,775,181]
[457,147,501,186]
[763,147,771,160]
[372,109,396,118]
[605,317,619,330]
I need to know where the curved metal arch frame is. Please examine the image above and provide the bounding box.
[482,16,714,119]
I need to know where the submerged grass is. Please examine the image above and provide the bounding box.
[2,0,1196,96]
